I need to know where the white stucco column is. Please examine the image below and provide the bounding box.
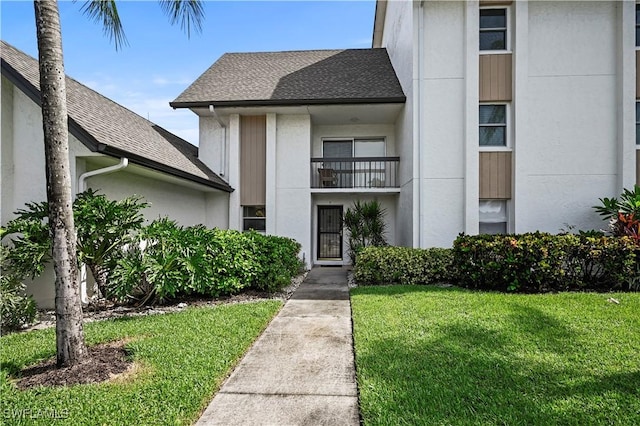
[412,0,423,248]
[463,0,480,234]
[265,113,277,234]
[512,0,528,233]
[616,0,636,190]
[228,113,241,230]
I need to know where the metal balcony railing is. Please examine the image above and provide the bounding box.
[310,157,400,189]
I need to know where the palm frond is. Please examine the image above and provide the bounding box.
[79,0,128,50]
[158,0,205,38]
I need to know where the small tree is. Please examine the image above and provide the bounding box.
[2,190,148,301]
[74,190,148,297]
[344,200,388,264]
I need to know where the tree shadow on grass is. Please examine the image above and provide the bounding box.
[353,287,640,425]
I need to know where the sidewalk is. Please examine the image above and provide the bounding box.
[196,266,359,426]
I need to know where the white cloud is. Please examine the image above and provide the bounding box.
[80,73,199,145]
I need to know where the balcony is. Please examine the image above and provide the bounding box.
[310,157,400,190]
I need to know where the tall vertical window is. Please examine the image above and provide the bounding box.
[479,104,507,146]
[636,4,639,47]
[480,8,507,51]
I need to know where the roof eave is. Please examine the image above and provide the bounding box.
[97,145,234,193]
[170,96,407,109]
[1,60,232,193]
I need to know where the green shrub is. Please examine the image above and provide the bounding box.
[0,242,36,331]
[452,233,638,292]
[245,232,303,292]
[354,246,454,286]
[110,221,302,303]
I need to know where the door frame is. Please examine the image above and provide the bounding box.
[316,205,343,261]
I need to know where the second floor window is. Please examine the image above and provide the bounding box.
[479,104,507,147]
[480,8,507,51]
[636,4,639,47]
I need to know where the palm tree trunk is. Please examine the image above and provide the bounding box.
[34,0,86,367]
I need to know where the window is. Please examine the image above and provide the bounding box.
[322,138,386,158]
[637,102,640,145]
[636,4,639,47]
[479,200,507,234]
[479,104,507,146]
[243,206,265,232]
[322,138,387,188]
[480,8,507,51]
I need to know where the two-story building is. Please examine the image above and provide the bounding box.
[170,49,406,265]
[374,0,638,247]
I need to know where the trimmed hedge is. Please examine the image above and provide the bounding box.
[353,246,454,286]
[353,233,639,293]
[453,233,638,292]
[110,219,303,303]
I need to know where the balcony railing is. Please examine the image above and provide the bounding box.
[310,157,400,189]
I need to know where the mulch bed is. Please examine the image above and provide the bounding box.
[16,340,132,390]
[11,272,308,390]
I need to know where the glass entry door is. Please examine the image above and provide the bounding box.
[317,206,343,260]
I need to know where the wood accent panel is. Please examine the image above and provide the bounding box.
[479,54,512,102]
[240,115,266,205]
[636,51,639,100]
[637,150,640,186]
[479,151,512,199]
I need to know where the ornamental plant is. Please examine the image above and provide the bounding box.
[1,190,148,299]
[344,200,388,264]
[594,185,640,242]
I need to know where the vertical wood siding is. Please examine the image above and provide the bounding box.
[479,54,512,102]
[240,115,266,205]
[479,151,512,199]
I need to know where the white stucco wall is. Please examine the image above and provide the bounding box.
[87,170,226,227]
[199,115,227,178]
[379,0,415,248]
[379,0,630,245]
[419,0,467,247]
[514,1,620,233]
[1,77,15,225]
[273,114,312,266]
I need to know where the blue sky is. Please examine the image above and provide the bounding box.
[0,0,376,144]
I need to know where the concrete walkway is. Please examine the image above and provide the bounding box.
[196,267,359,426]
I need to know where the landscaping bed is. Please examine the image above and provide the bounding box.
[1,301,282,425]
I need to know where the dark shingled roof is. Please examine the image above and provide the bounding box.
[0,41,232,192]
[170,48,405,108]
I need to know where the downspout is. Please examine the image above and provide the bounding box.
[209,105,227,177]
[77,157,128,304]
[413,0,425,248]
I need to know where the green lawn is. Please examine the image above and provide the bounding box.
[351,286,640,425]
[1,301,282,425]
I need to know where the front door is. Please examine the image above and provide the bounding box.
[317,206,343,260]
